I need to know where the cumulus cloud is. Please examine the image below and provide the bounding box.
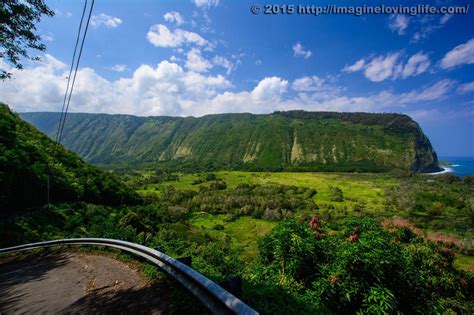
[344,51,430,82]
[293,42,312,59]
[185,48,212,72]
[146,24,208,48]
[251,77,288,103]
[0,54,459,120]
[440,38,474,69]
[192,0,219,9]
[111,64,127,72]
[91,13,122,28]
[0,55,230,116]
[388,15,409,35]
[164,11,185,26]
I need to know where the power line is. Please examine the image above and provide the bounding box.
[57,0,95,144]
[49,0,95,206]
[55,0,89,143]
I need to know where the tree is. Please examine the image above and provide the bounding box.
[0,0,54,79]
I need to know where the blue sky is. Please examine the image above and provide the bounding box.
[0,0,473,156]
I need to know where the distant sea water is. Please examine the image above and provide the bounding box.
[436,156,474,177]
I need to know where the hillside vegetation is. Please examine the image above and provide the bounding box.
[0,103,140,214]
[21,110,441,173]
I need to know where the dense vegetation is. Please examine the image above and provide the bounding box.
[0,103,140,215]
[248,217,473,314]
[21,110,440,173]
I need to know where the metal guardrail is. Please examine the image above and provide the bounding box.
[0,238,258,315]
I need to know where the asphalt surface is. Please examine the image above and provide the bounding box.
[0,251,167,314]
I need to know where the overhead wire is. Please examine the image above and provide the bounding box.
[55,0,89,143]
[57,0,95,144]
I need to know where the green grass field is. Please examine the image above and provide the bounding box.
[189,212,276,262]
[137,171,398,213]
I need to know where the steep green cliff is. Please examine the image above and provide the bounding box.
[20,110,441,173]
[0,103,140,213]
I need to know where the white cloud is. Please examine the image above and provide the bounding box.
[91,13,122,28]
[54,9,72,18]
[364,52,401,82]
[185,48,212,72]
[111,64,127,72]
[146,24,208,48]
[343,59,365,73]
[192,0,219,9]
[410,15,455,43]
[457,82,474,94]
[292,76,325,92]
[42,32,54,42]
[440,14,453,25]
[388,15,409,35]
[292,42,312,59]
[0,55,231,116]
[292,76,342,101]
[212,55,233,74]
[169,55,180,63]
[0,54,459,120]
[440,38,474,69]
[344,52,430,81]
[399,79,455,103]
[401,52,430,78]
[251,77,288,103]
[164,11,185,26]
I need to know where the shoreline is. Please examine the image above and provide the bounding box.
[426,166,453,175]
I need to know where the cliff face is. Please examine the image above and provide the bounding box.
[20,110,441,173]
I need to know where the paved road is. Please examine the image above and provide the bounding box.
[0,251,167,314]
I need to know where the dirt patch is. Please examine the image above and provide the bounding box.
[0,251,168,314]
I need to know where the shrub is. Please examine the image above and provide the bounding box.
[250,217,474,314]
[329,186,344,202]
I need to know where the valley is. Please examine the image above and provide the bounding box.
[1,104,473,313]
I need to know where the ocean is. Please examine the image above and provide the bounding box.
[438,156,474,177]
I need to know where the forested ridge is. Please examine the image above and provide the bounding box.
[21,110,441,173]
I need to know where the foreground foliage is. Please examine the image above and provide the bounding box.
[246,217,474,314]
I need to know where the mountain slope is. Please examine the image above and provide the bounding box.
[20,110,441,173]
[0,103,140,213]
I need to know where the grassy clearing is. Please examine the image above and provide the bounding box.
[189,212,276,262]
[455,254,474,274]
[137,171,397,213]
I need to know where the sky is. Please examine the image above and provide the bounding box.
[0,0,473,156]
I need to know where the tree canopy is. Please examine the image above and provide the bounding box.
[0,0,54,79]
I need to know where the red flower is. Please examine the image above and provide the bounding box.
[330,276,340,283]
[348,234,359,242]
[307,215,320,231]
[442,247,453,255]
